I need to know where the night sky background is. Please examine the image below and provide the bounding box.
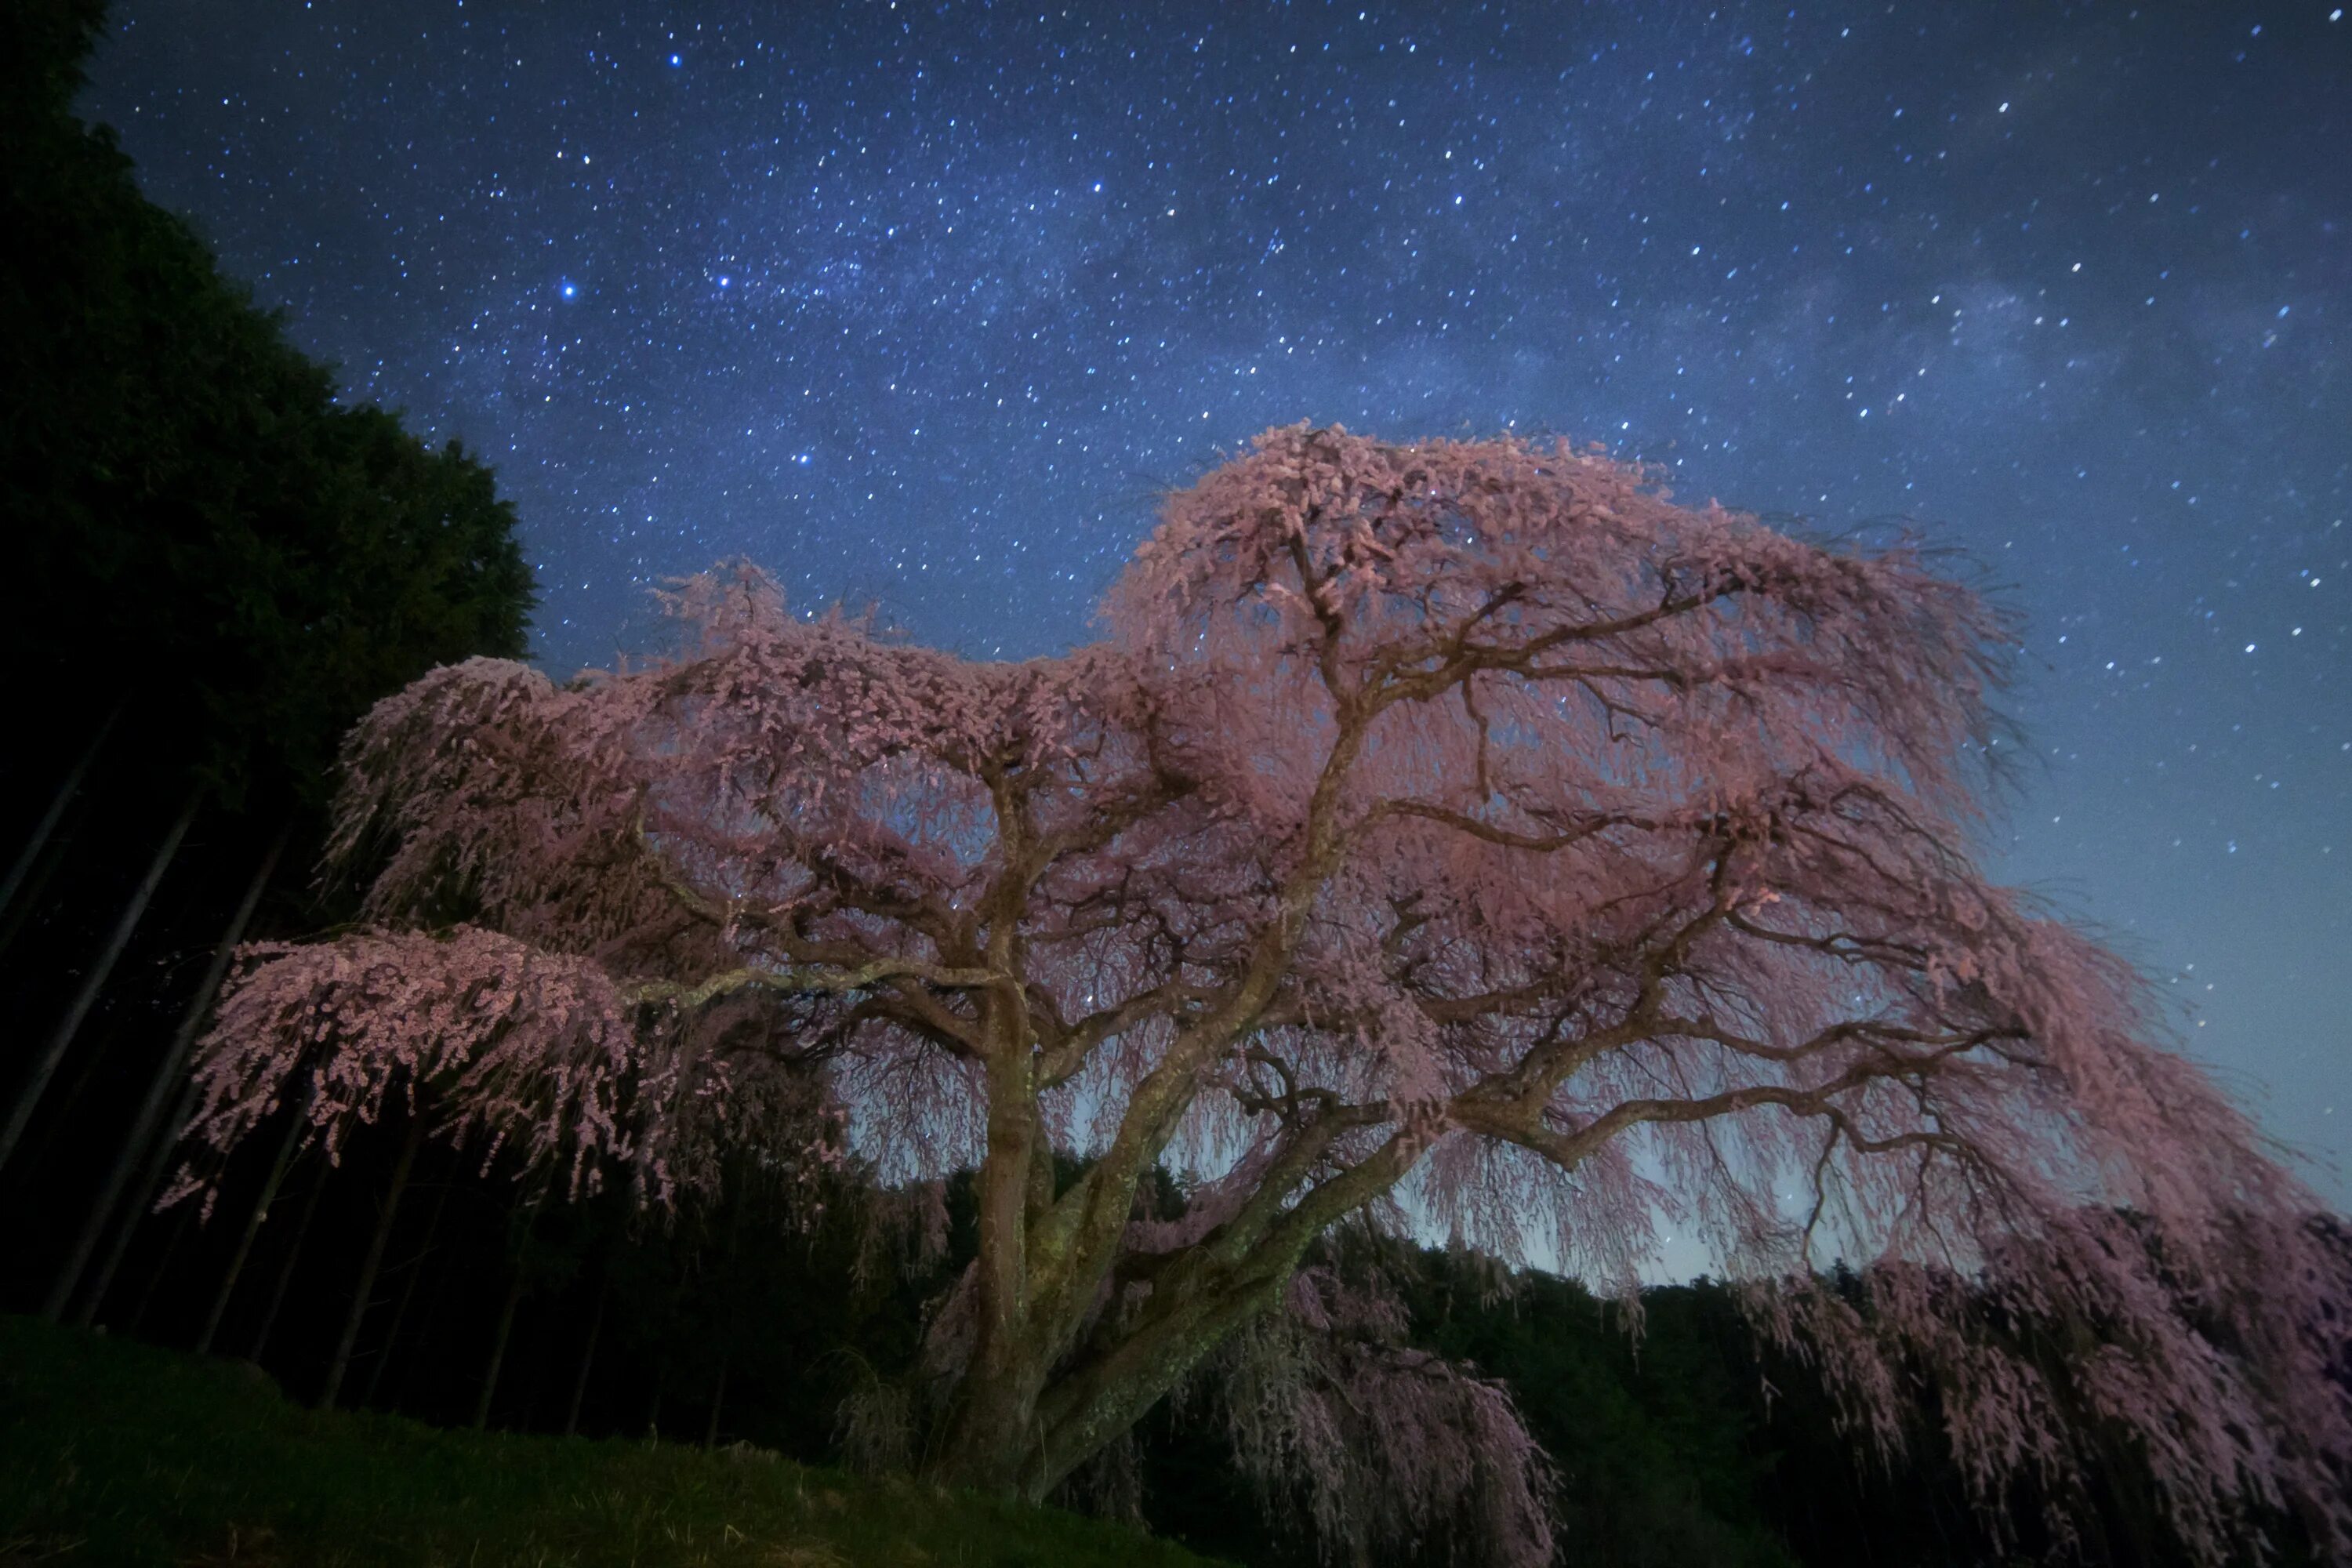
[76,2,2349,1208]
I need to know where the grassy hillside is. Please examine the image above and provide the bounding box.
[0,1317,1228,1568]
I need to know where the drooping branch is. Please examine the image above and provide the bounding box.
[626,957,1000,1012]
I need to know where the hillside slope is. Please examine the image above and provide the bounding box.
[0,1317,1228,1567]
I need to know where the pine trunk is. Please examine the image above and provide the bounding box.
[563,1280,607,1437]
[0,701,119,927]
[80,1072,203,1327]
[394,1214,464,1412]
[247,1157,329,1361]
[361,1174,452,1410]
[125,1193,199,1335]
[473,1269,528,1430]
[0,783,199,1174]
[44,826,287,1321]
[472,1188,545,1429]
[0,802,85,967]
[318,1114,425,1409]
[196,1083,316,1355]
[704,1354,729,1449]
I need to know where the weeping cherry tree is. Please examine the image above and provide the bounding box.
[181,426,2349,1566]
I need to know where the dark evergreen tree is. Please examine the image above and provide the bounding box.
[0,0,533,1331]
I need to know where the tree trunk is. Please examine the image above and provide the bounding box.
[197,1083,317,1355]
[125,1189,201,1335]
[16,1005,136,1181]
[0,700,119,928]
[704,1353,729,1450]
[0,796,85,967]
[473,1265,528,1431]
[473,1186,545,1429]
[564,1279,607,1437]
[0,783,199,1174]
[929,1321,1181,1501]
[318,1113,425,1410]
[44,825,287,1321]
[247,1156,329,1361]
[929,1223,1305,1500]
[394,1207,465,1413]
[931,1359,1051,1496]
[927,1047,1055,1494]
[81,1071,205,1327]
[1027,1272,1288,1500]
[361,1174,452,1410]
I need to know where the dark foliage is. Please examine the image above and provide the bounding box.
[0,0,532,1356]
[0,1315,1228,1567]
[1,0,534,808]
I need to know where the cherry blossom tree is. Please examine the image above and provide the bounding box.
[186,425,2347,1565]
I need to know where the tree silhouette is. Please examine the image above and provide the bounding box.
[0,0,537,1333]
[184,426,2348,1566]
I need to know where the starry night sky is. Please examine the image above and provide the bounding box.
[78,2,2349,1201]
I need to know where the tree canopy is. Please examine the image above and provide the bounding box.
[184,426,2349,1566]
[2,0,534,807]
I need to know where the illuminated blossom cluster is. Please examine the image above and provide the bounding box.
[1218,1262,1555,1568]
[176,924,837,1211]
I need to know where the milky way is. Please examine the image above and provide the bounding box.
[80,2,2350,1198]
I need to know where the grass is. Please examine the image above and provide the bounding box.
[0,1317,1230,1568]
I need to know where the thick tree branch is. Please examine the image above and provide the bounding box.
[625,956,999,1011]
